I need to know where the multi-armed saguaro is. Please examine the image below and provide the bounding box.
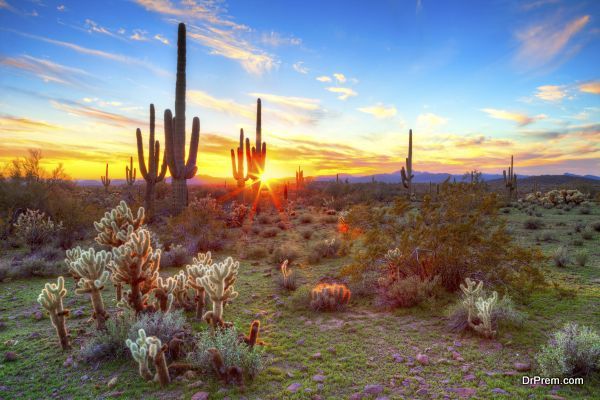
[101,163,111,192]
[136,104,167,218]
[164,23,200,213]
[296,166,304,190]
[125,156,136,187]
[247,99,267,192]
[230,128,250,202]
[503,155,517,201]
[401,129,414,198]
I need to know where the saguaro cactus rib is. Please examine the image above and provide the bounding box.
[136,104,167,218]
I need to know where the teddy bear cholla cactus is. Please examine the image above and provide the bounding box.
[151,276,176,313]
[94,200,145,248]
[37,276,71,350]
[185,251,212,320]
[109,229,160,314]
[65,247,111,330]
[199,256,239,327]
[126,328,171,386]
[172,270,196,311]
[310,283,351,311]
[460,278,498,338]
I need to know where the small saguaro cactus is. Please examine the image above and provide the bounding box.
[503,155,517,201]
[296,166,304,190]
[65,247,111,330]
[279,259,296,290]
[231,128,251,202]
[199,256,239,328]
[401,129,414,198]
[310,283,351,311]
[241,320,264,349]
[125,156,137,187]
[109,229,160,314]
[136,104,168,219]
[186,251,211,320]
[147,336,171,386]
[247,99,267,182]
[126,328,153,381]
[37,276,71,350]
[101,163,111,192]
[164,23,200,214]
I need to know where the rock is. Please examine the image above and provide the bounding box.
[416,388,429,396]
[311,396,323,400]
[317,383,324,391]
[454,340,462,347]
[63,356,73,368]
[107,376,118,388]
[80,374,89,381]
[449,387,477,398]
[416,353,429,365]
[491,388,509,395]
[463,374,476,381]
[4,339,17,346]
[106,391,124,398]
[514,362,531,372]
[0,322,6,330]
[191,392,209,400]
[546,395,566,400]
[349,393,363,400]
[376,397,389,400]
[187,380,204,389]
[312,374,325,383]
[327,346,336,354]
[183,370,197,381]
[363,384,384,395]
[451,351,464,361]
[4,351,17,362]
[311,352,322,360]
[28,332,40,339]
[296,338,305,345]
[73,308,84,318]
[33,311,43,320]
[391,353,404,363]
[287,383,302,393]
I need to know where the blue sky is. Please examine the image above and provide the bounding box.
[1,0,599,179]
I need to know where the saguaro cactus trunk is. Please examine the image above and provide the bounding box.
[164,23,200,214]
[401,129,414,199]
[503,155,517,201]
[136,104,167,219]
[231,128,250,203]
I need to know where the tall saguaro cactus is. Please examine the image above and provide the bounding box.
[230,128,250,202]
[401,129,414,198]
[296,166,304,190]
[125,156,136,187]
[136,104,168,218]
[164,23,200,213]
[247,99,266,182]
[101,163,111,192]
[503,155,517,201]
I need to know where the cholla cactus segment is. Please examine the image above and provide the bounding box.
[471,291,498,339]
[146,335,171,386]
[280,259,296,290]
[94,200,145,248]
[186,253,211,319]
[200,256,239,326]
[37,276,71,350]
[310,283,351,311]
[460,278,483,323]
[109,228,160,314]
[152,276,175,312]
[126,329,153,381]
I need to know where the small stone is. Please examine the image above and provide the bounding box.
[327,346,336,354]
[73,308,84,318]
[376,397,389,400]
[349,393,363,400]
[33,311,43,320]
[80,374,89,381]
[187,380,204,389]
[63,356,73,368]
[317,383,324,391]
[514,362,531,372]
[450,387,477,397]
[363,384,384,395]
[454,340,462,347]
[463,374,476,381]
[287,383,302,393]
[312,374,325,383]
[296,338,305,345]
[311,352,322,360]
[416,353,429,365]
[191,392,209,400]
[0,322,6,330]
[107,376,118,388]
[416,388,429,396]
[184,370,197,381]
[491,388,509,395]
[28,332,40,339]
[391,353,404,363]
[451,351,464,361]
[4,351,17,362]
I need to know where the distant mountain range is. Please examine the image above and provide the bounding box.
[75,172,600,186]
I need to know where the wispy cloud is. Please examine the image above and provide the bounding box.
[579,81,600,95]
[51,100,144,127]
[416,0,423,14]
[0,0,16,13]
[514,14,590,71]
[154,34,169,45]
[292,61,308,74]
[261,31,301,47]
[0,114,62,132]
[316,76,331,82]
[8,30,169,76]
[248,93,320,111]
[0,55,92,86]
[57,4,65,12]
[358,103,397,119]
[481,108,546,126]
[520,0,559,12]
[85,19,122,40]
[326,87,357,100]
[535,85,567,101]
[333,73,346,83]
[417,112,448,128]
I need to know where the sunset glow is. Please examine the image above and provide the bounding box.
[1,0,599,179]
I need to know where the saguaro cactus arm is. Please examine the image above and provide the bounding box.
[126,156,137,186]
[101,163,111,188]
[401,129,414,190]
[136,104,168,183]
[231,129,250,183]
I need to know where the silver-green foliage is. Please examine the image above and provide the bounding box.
[536,323,600,377]
[14,209,63,248]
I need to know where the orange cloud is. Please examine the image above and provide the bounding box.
[579,81,600,95]
[481,108,546,126]
[51,101,145,127]
[0,55,91,86]
[535,85,567,101]
[326,87,357,100]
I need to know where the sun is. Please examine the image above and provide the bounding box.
[259,171,273,184]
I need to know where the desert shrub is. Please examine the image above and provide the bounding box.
[128,310,186,345]
[258,214,271,225]
[310,283,351,311]
[6,254,66,279]
[523,218,544,230]
[553,246,569,267]
[574,250,588,267]
[572,238,584,247]
[161,244,190,268]
[226,202,249,227]
[581,228,594,240]
[501,208,510,214]
[536,323,600,377]
[579,203,591,215]
[278,261,297,291]
[191,231,226,253]
[348,270,380,298]
[313,238,340,258]
[79,311,134,362]
[277,221,288,230]
[288,284,312,310]
[591,221,600,232]
[187,327,263,378]
[377,275,440,308]
[300,229,313,240]
[243,245,267,260]
[574,221,586,233]
[261,227,279,238]
[166,201,226,253]
[270,243,300,265]
[539,231,556,242]
[13,209,63,249]
[321,215,338,224]
[299,214,314,224]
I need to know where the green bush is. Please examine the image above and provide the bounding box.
[79,311,135,362]
[377,275,440,308]
[448,293,525,333]
[128,310,187,346]
[536,323,600,377]
[523,218,544,230]
[552,246,569,268]
[13,209,63,249]
[574,250,588,267]
[261,227,279,238]
[270,243,300,265]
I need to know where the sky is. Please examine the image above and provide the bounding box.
[0,0,599,180]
